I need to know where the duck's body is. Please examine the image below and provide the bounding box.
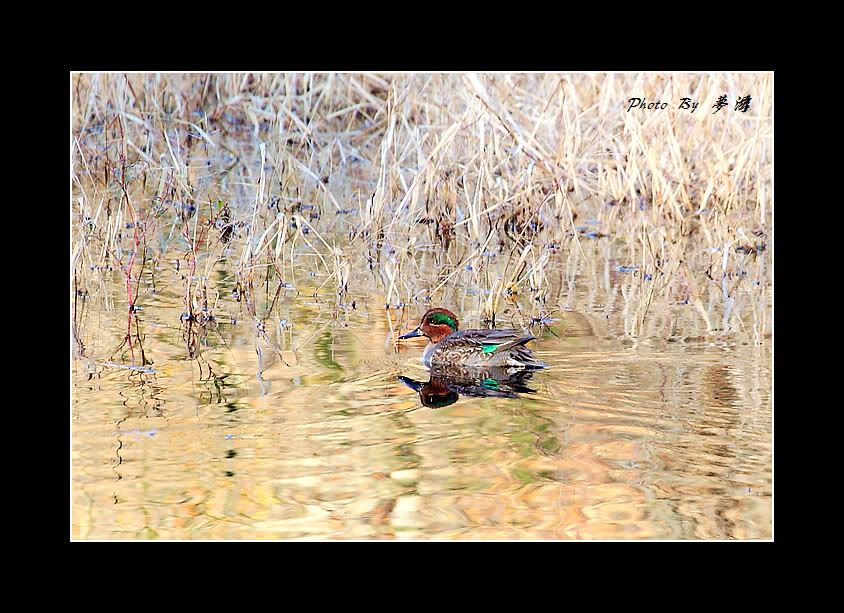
[400,308,547,370]
[420,329,546,368]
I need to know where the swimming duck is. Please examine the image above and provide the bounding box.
[398,308,547,369]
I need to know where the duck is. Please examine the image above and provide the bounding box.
[398,308,547,369]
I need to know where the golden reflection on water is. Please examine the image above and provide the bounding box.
[72,278,771,540]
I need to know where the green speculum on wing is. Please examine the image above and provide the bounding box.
[481,344,499,353]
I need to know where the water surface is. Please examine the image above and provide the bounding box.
[72,283,771,540]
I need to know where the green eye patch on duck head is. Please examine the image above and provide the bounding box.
[426,312,458,330]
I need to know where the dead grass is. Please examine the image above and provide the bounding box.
[71,72,772,345]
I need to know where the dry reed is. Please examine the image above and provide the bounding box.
[71,72,772,353]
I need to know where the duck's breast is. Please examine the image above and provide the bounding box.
[422,343,437,368]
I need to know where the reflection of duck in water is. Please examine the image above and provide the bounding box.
[398,366,539,408]
[399,308,547,369]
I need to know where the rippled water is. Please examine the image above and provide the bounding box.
[72,280,771,540]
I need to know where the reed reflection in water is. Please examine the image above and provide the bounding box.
[72,292,771,540]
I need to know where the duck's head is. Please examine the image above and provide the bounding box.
[399,308,459,343]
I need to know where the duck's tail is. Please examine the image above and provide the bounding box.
[507,345,549,369]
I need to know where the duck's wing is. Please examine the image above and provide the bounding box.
[446,329,538,354]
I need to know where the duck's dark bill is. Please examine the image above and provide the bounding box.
[397,375,422,391]
[399,328,422,339]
